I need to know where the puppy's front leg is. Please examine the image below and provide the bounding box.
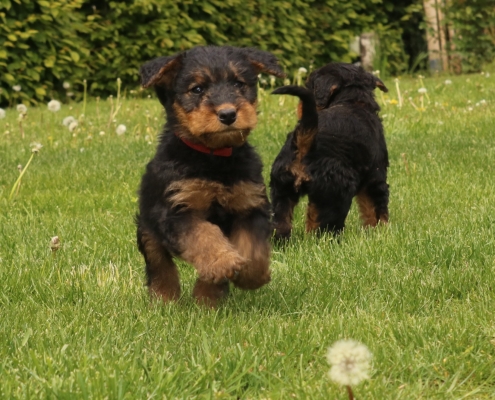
[178,217,247,284]
[229,210,271,290]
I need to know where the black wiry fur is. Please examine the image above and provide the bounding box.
[270,62,390,239]
[137,46,284,306]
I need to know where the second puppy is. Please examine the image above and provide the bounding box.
[270,63,389,239]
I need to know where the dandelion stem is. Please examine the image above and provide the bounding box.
[9,153,35,201]
[82,79,87,117]
[19,119,24,139]
[379,90,386,107]
[346,385,354,400]
[395,80,403,108]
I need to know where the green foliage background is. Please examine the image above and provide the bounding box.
[446,0,495,72]
[0,0,493,105]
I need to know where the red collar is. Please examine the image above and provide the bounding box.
[175,134,233,157]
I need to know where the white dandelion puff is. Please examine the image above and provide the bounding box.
[116,124,126,136]
[67,92,74,97]
[99,131,105,136]
[444,79,452,85]
[418,87,427,94]
[298,67,308,75]
[17,104,27,114]
[480,99,487,105]
[0,108,5,119]
[47,100,61,112]
[327,339,372,387]
[30,142,43,153]
[50,236,61,252]
[63,116,76,127]
[63,81,71,90]
[13,85,21,92]
[68,121,78,132]
[486,72,490,78]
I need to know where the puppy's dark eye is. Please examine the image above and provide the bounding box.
[233,81,245,89]
[190,86,204,94]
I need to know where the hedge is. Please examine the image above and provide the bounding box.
[0,0,492,105]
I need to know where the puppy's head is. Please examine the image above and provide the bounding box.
[306,63,388,110]
[140,46,285,148]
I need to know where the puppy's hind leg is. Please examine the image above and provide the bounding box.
[357,179,389,227]
[306,189,354,235]
[137,227,181,302]
[192,279,230,308]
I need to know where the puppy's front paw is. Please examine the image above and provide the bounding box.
[199,251,247,284]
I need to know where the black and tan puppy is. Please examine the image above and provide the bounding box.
[136,46,285,307]
[270,63,389,239]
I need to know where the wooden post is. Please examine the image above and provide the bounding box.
[360,32,376,71]
[423,0,448,71]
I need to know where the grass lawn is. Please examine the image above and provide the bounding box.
[1,72,495,399]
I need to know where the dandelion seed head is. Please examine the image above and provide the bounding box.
[17,104,27,114]
[13,85,21,92]
[63,116,76,127]
[50,236,60,252]
[67,92,74,97]
[418,87,427,94]
[30,142,43,153]
[80,148,85,153]
[116,124,126,136]
[99,131,105,136]
[486,72,490,78]
[0,108,5,119]
[68,121,78,132]
[298,67,308,75]
[260,79,267,85]
[17,164,23,172]
[444,79,452,85]
[467,106,473,111]
[480,99,487,105]
[63,81,71,89]
[47,100,61,112]
[326,339,372,387]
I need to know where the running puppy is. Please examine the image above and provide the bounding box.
[270,63,389,239]
[137,46,285,306]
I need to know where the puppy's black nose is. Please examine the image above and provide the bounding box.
[218,108,237,125]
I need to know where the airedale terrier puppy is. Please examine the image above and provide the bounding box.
[136,46,285,306]
[270,63,389,239]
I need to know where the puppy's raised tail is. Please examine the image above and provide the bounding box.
[271,85,318,189]
[272,85,318,132]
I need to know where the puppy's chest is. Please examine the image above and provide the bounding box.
[166,178,268,214]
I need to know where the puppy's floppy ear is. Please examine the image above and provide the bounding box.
[307,72,341,109]
[140,54,183,88]
[374,77,388,92]
[241,48,286,78]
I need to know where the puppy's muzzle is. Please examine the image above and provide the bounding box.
[218,108,237,126]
